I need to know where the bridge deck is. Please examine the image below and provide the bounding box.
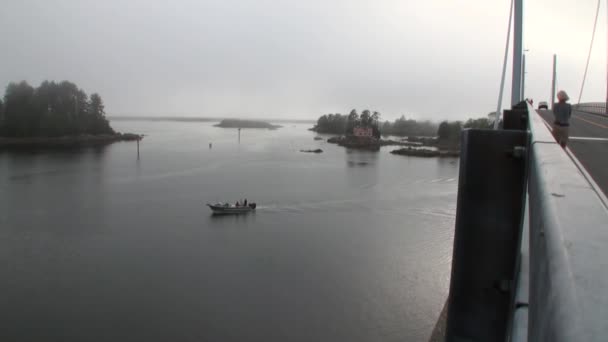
[537,109,608,199]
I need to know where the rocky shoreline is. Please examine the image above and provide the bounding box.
[0,132,143,148]
[325,135,459,157]
[390,147,459,158]
[326,135,438,147]
[300,149,323,153]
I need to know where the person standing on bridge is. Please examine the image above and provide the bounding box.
[552,90,572,148]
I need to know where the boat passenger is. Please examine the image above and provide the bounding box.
[244,199,248,206]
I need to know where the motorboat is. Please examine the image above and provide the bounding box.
[207,202,256,214]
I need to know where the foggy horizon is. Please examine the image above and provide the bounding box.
[1,0,607,122]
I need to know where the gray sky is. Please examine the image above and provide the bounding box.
[1,0,606,121]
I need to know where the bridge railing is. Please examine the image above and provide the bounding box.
[518,101,608,341]
[573,102,607,115]
[445,101,608,342]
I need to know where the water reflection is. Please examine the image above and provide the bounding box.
[436,156,459,167]
[209,212,257,224]
[344,148,379,168]
[1,122,457,342]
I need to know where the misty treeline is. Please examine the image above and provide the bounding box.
[0,81,113,137]
[382,117,437,137]
[313,109,381,138]
[313,110,491,139]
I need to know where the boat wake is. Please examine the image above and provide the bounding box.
[255,198,367,214]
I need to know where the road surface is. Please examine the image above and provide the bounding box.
[537,109,608,198]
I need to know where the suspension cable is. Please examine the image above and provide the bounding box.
[494,0,515,129]
[578,0,601,104]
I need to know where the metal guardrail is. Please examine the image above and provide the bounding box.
[573,102,607,115]
[519,101,608,341]
[446,101,608,341]
[446,105,529,341]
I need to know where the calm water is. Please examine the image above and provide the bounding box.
[0,121,457,341]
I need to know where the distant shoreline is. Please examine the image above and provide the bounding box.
[0,133,142,149]
[214,119,282,129]
[109,116,315,124]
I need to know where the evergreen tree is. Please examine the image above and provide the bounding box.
[3,81,36,137]
[346,109,359,134]
[437,121,462,141]
[360,110,371,126]
[0,80,115,137]
[437,121,450,140]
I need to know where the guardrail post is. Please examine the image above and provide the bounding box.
[446,129,529,341]
[503,101,529,131]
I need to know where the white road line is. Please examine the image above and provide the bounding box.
[573,115,608,129]
[536,111,608,208]
[537,115,608,141]
[569,137,608,141]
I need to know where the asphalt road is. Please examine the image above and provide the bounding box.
[537,108,608,198]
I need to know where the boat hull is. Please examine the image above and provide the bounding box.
[207,203,256,214]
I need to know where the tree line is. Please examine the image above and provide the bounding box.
[381,116,438,136]
[437,118,492,142]
[0,80,114,137]
[313,109,381,138]
[313,110,491,139]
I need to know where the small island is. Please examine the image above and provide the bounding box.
[0,80,142,148]
[311,109,491,157]
[214,119,281,129]
[300,148,323,153]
